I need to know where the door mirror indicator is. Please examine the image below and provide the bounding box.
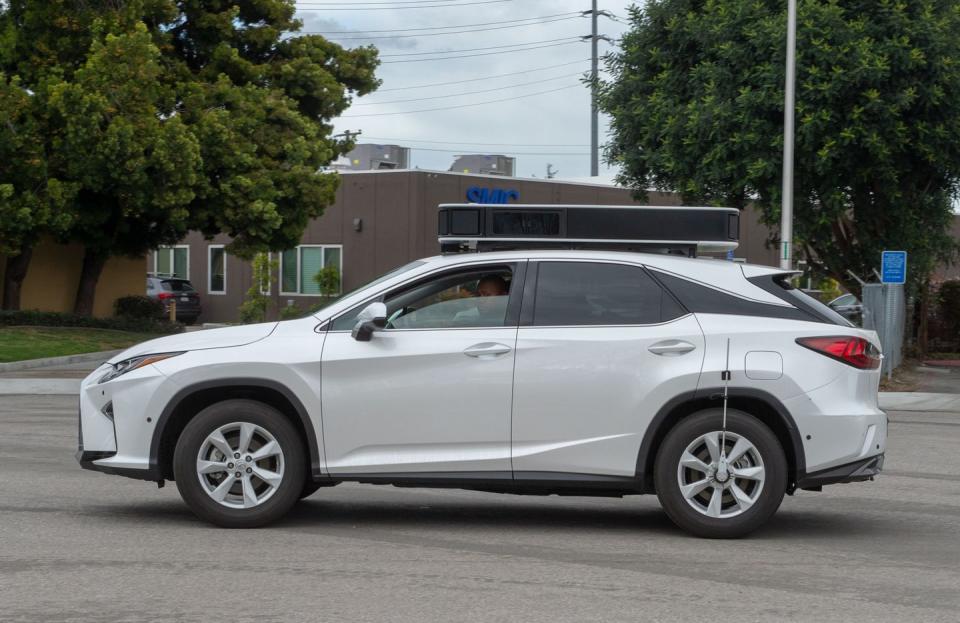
[352,302,388,341]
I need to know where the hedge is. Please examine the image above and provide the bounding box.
[0,310,183,334]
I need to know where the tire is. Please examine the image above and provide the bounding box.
[654,408,787,539]
[173,399,306,528]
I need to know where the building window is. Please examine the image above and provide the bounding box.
[208,246,226,294]
[154,246,189,279]
[280,245,343,296]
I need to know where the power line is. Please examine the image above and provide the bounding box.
[302,11,580,34]
[379,36,579,58]
[357,143,591,156]
[382,40,581,63]
[355,71,584,105]
[375,59,590,91]
[341,83,582,117]
[362,136,590,147]
[314,15,580,40]
[295,0,512,10]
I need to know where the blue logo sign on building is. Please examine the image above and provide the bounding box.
[881,250,907,284]
[466,186,519,204]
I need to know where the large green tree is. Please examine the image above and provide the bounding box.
[599,0,960,294]
[0,1,378,314]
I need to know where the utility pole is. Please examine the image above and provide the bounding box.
[334,129,362,143]
[583,4,612,177]
[591,0,599,177]
[779,0,798,270]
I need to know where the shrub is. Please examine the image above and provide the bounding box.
[239,252,276,324]
[313,265,341,297]
[278,303,303,321]
[114,295,163,320]
[0,310,182,334]
[938,280,960,336]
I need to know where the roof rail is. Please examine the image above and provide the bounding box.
[437,204,739,257]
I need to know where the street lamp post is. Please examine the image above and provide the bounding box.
[780,0,798,270]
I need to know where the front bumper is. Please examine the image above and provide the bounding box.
[76,449,160,481]
[797,453,884,489]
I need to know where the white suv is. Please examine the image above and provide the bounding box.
[77,250,885,537]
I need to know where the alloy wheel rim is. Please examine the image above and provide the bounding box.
[196,422,285,509]
[676,431,765,519]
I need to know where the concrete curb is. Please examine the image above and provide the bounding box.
[0,349,122,374]
[879,392,960,413]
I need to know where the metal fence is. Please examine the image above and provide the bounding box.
[861,283,905,377]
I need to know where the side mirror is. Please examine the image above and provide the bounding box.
[351,302,388,342]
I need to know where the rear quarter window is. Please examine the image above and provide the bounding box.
[652,271,814,322]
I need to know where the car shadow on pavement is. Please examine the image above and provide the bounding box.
[77,495,890,540]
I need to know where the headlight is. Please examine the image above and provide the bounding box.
[99,352,184,384]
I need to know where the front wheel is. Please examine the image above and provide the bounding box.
[654,409,786,538]
[173,399,306,528]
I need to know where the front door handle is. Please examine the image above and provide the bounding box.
[648,340,696,356]
[464,342,512,358]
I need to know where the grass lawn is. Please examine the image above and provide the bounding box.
[0,326,164,363]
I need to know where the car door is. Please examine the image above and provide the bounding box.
[511,260,705,477]
[320,261,525,476]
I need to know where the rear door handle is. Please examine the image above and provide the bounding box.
[648,340,696,356]
[464,342,512,358]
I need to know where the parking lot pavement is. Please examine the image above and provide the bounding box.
[2,396,959,623]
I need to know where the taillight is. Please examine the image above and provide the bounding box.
[796,336,881,370]
[157,292,174,300]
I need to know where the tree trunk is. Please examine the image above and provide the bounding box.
[73,249,108,316]
[2,245,33,311]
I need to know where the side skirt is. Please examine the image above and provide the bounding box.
[318,471,645,498]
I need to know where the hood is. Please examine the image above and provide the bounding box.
[108,322,278,363]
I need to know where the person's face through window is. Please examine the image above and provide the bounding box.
[477,276,508,298]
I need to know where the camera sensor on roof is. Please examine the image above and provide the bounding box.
[437,204,739,256]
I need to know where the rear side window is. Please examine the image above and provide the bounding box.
[653,271,813,322]
[750,275,854,327]
[532,262,684,326]
[161,280,195,292]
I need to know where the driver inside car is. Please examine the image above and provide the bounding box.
[452,274,509,324]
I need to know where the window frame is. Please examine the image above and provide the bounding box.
[521,259,689,329]
[207,245,227,295]
[329,260,527,333]
[153,245,190,280]
[279,244,344,297]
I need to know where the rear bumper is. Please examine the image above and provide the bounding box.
[797,453,884,489]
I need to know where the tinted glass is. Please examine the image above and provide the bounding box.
[161,280,195,292]
[533,262,678,326]
[656,272,812,322]
[493,211,560,236]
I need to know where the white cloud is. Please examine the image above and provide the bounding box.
[297,0,637,180]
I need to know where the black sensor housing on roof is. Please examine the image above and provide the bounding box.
[437,204,739,257]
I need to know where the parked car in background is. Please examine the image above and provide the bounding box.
[146,274,201,325]
[829,293,863,325]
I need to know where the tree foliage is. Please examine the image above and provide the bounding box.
[599,0,960,293]
[0,0,379,312]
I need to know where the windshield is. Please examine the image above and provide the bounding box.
[304,260,427,319]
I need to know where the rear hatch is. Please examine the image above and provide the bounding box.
[160,279,200,312]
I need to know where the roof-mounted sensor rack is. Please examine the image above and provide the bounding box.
[437,204,739,257]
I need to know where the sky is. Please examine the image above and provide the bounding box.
[295,0,637,183]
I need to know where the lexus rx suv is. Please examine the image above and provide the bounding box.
[78,250,885,538]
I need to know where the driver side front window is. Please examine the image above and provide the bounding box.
[332,265,514,331]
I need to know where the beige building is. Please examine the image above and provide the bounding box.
[0,238,145,317]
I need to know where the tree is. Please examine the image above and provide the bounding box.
[0,74,76,309]
[0,1,379,314]
[599,0,960,295]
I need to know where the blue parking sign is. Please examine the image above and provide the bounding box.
[881,251,907,284]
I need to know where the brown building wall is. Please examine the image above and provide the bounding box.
[0,238,145,317]
[169,169,956,324]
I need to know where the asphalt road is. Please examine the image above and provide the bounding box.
[2,394,959,623]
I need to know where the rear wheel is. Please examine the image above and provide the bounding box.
[173,399,305,528]
[654,408,786,538]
